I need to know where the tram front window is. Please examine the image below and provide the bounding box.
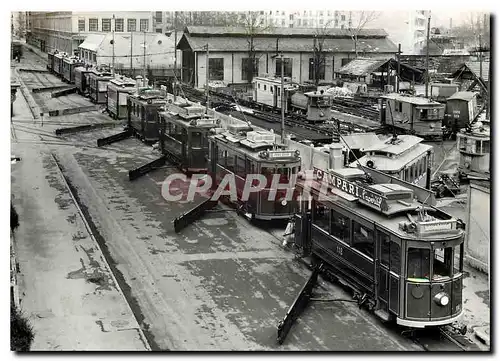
[433,247,454,279]
[407,248,431,280]
[191,131,203,149]
[277,167,291,183]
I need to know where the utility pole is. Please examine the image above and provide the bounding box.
[112,15,115,77]
[396,43,401,92]
[174,11,177,100]
[143,31,146,80]
[313,36,317,85]
[130,31,133,77]
[280,54,285,143]
[479,34,482,79]
[205,43,210,113]
[425,15,431,98]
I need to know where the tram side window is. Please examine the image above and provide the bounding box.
[433,247,453,279]
[225,153,235,172]
[352,221,374,258]
[454,244,463,274]
[482,140,490,154]
[313,203,329,232]
[330,210,351,244]
[407,248,430,280]
[235,156,246,177]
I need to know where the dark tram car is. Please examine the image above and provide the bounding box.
[430,83,460,103]
[53,52,66,78]
[106,76,136,120]
[11,40,23,60]
[88,69,113,104]
[47,51,55,72]
[294,167,465,328]
[444,91,478,133]
[62,56,84,83]
[380,94,445,141]
[74,66,93,95]
[159,100,220,173]
[127,90,167,143]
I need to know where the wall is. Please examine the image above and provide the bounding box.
[284,139,330,171]
[465,182,490,274]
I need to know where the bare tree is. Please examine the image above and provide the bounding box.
[233,11,275,84]
[345,11,381,57]
[311,19,337,85]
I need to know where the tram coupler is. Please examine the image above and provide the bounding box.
[128,156,166,181]
[173,198,218,233]
[96,130,132,147]
[277,263,323,345]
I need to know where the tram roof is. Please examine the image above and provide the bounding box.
[301,176,462,241]
[109,76,136,87]
[362,135,427,155]
[381,93,443,106]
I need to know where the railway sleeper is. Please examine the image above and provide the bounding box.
[128,156,166,181]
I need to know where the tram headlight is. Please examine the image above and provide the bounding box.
[281,199,288,206]
[434,292,450,306]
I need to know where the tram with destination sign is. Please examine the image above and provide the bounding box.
[293,167,465,328]
[159,98,221,173]
[208,124,302,221]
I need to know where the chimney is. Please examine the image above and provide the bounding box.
[328,143,344,170]
[136,75,143,91]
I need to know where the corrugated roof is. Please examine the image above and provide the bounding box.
[447,91,477,102]
[179,35,397,53]
[382,93,443,105]
[465,61,490,82]
[336,58,391,76]
[185,26,388,38]
[79,34,106,52]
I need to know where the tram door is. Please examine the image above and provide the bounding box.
[377,230,401,316]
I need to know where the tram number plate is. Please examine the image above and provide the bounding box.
[336,245,343,256]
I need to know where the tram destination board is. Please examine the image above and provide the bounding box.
[313,167,386,210]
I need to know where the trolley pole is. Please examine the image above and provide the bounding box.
[205,43,210,114]
[112,14,115,77]
[425,15,431,98]
[280,54,285,143]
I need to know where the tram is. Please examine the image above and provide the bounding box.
[88,69,113,104]
[74,66,93,95]
[47,50,56,72]
[457,120,490,181]
[350,134,433,189]
[379,94,445,140]
[293,167,465,328]
[106,76,136,120]
[127,89,167,143]
[208,125,302,221]
[62,56,84,84]
[53,52,66,78]
[159,100,220,173]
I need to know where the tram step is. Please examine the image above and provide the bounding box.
[374,308,390,322]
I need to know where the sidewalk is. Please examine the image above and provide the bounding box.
[11,88,149,351]
[22,41,48,60]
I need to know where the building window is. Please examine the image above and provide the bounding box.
[276,57,292,78]
[102,18,111,32]
[140,19,149,32]
[289,14,294,20]
[208,58,224,81]
[309,57,325,80]
[341,24,344,29]
[303,20,308,27]
[341,58,351,66]
[327,11,331,16]
[281,11,285,16]
[155,11,162,23]
[115,18,124,32]
[319,11,324,16]
[335,20,338,27]
[127,19,136,32]
[319,19,324,25]
[241,58,258,81]
[89,18,98,32]
[156,28,163,33]
[92,53,96,62]
[298,19,301,26]
[78,18,85,32]
[341,14,346,21]
[264,85,266,91]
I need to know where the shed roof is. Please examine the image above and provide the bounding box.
[185,26,388,38]
[447,91,477,102]
[79,34,106,52]
[336,58,391,76]
[178,34,397,53]
[450,61,490,82]
[382,93,443,105]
